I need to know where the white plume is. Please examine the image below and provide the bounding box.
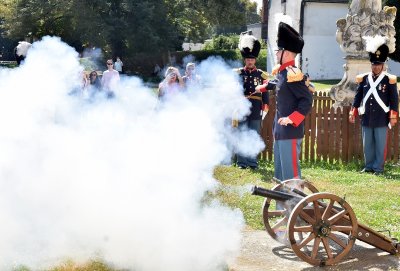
[238,34,256,50]
[275,13,293,31]
[363,35,387,53]
[16,41,32,57]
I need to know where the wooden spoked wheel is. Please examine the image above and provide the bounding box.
[287,193,358,266]
[262,179,319,245]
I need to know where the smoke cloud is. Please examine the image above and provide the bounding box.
[0,36,264,270]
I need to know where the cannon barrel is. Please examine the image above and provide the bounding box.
[251,186,303,201]
[271,177,309,197]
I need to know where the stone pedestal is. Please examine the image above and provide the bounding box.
[331,2,397,109]
[330,57,371,109]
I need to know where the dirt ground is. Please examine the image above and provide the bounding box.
[227,229,400,271]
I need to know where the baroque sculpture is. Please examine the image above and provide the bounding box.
[330,0,397,108]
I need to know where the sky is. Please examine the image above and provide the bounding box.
[252,0,262,11]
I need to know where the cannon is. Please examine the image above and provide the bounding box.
[251,179,400,266]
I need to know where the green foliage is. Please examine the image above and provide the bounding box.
[79,57,99,72]
[0,62,17,68]
[204,34,267,51]
[202,34,267,70]
[173,49,240,63]
[204,34,240,50]
[1,0,260,59]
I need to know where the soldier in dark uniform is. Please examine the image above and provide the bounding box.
[233,32,269,169]
[256,22,313,181]
[349,38,398,175]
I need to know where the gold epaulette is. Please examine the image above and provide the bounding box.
[233,68,242,74]
[387,73,397,84]
[355,73,368,83]
[259,70,269,80]
[271,64,280,76]
[286,66,303,83]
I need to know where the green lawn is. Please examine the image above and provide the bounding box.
[14,260,116,271]
[214,160,400,240]
[313,79,340,92]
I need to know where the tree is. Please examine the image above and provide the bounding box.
[0,0,260,59]
[0,0,18,60]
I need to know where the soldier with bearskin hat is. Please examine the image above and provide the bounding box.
[14,41,32,65]
[349,36,398,175]
[255,22,313,181]
[233,31,269,170]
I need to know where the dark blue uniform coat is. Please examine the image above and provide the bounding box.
[353,72,399,127]
[238,67,269,120]
[273,65,313,140]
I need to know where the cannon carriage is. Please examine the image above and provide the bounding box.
[251,179,399,266]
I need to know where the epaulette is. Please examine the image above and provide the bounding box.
[386,73,397,84]
[258,69,269,80]
[233,68,242,74]
[271,64,280,76]
[286,66,303,83]
[355,72,368,83]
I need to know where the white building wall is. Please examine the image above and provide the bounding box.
[266,0,306,73]
[302,2,347,80]
[387,59,400,75]
[247,23,262,40]
[267,1,349,79]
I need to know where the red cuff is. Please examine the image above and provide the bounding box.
[350,107,358,117]
[390,110,398,119]
[256,80,268,93]
[288,111,305,127]
[263,104,269,111]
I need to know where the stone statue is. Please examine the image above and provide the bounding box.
[330,0,397,108]
[349,0,381,14]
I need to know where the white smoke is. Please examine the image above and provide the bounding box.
[0,36,264,270]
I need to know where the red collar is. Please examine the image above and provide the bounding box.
[279,60,295,72]
[244,66,257,73]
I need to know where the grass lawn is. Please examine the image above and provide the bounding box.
[313,79,340,92]
[214,160,400,240]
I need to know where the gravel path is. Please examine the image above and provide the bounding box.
[228,229,400,271]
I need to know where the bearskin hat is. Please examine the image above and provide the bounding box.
[363,35,389,64]
[238,31,261,59]
[277,22,304,54]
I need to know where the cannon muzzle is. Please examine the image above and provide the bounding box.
[251,185,303,201]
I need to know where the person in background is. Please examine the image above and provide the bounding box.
[158,66,184,100]
[114,56,123,73]
[89,71,102,90]
[349,36,398,175]
[233,32,269,170]
[101,59,120,98]
[182,62,201,89]
[256,22,313,180]
[81,71,89,90]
